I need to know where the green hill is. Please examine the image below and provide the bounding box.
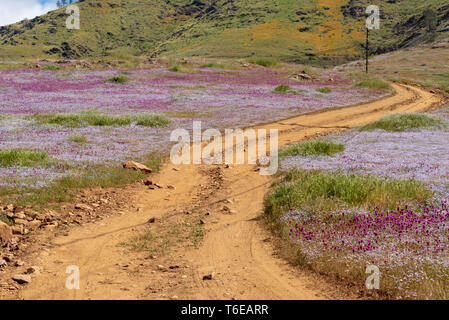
[0,0,448,64]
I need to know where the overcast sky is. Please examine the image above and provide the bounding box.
[0,0,57,27]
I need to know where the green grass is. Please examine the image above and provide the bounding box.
[356,79,391,90]
[265,169,432,226]
[361,113,445,132]
[168,65,196,73]
[0,152,164,207]
[105,75,130,83]
[68,134,88,143]
[316,87,332,94]
[274,85,292,93]
[248,58,278,67]
[0,149,49,167]
[30,111,170,128]
[280,141,345,158]
[200,62,236,69]
[42,65,63,71]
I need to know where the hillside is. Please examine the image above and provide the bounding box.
[0,0,448,64]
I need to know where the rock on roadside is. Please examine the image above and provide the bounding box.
[12,274,32,284]
[123,161,152,174]
[0,221,13,245]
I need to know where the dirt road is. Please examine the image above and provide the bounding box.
[9,83,446,300]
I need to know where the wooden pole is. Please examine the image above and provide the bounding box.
[365,29,369,74]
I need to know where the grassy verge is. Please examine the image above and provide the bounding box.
[200,62,237,70]
[361,113,445,132]
[264,169,435,298]
[0,149,50,167]
[356,79,391,90]
[30,111,170,128]
[248,57,278,67]
[265,169,431,224]
[280,141,345,158]
[0,153,165,207]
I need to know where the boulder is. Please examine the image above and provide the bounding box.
[123,161,152,174]
[12,274,32,284]
[0,222,13,245]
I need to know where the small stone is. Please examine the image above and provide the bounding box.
[0,258,7,267]
[13,218,28,226]
[143,179,153,186]
[26,266,41,274]
[167,185,176,190]
[171,295,179,300]
[11,225,24,235]
[12,274,32,284]
[172,168,180,171]
[27,220,41,231]
[15,260,25,267]
[229,210,237,214]
[157,265,166,271]
[202,273,214,280]
[148,217,156,223]
[75,204,93,211]
[199,219,205,225]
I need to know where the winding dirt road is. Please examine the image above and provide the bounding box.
[8,83,446,300]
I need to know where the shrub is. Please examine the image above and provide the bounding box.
[0,149,49,167]
[248,58,278,67]
[361,113,445,132]
[280,141,345,157]
[105,75,130,83]
[316,87,332,93]
[356,79,390,90]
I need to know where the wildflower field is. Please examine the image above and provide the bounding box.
[0,64,386,193]
[268,108,449,299]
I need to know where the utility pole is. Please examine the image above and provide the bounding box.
[365,5,379,75]
[365,28,369,74]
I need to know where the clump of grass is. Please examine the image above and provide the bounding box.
[361,113,445,132]
[0,214,12,226]
[200,62,236,69]
[316,87,332,94]
[248,57,278,67]
[265,169,432,224]
[274,85,292,93]
[280,141,345,158]
[42,65,63,71]
[356,79,390,90]
[31,111,170,128]
[105,75,130,83]
[169,65,188,72]
[68,134,88,143]
[0,149,49,167]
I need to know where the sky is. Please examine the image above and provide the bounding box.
[0,0,57,27]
